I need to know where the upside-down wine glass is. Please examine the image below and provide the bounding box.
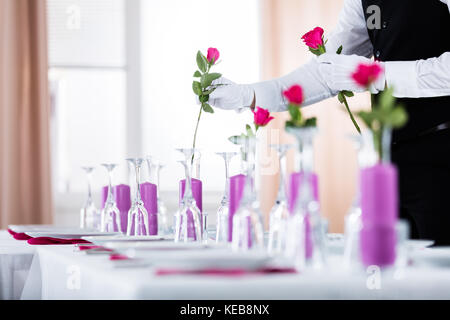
[126,158,150,236]
[215,152,238,243]
[267,144,294,255]
[342,133,376,267]
[285,127,326,271]
[146,156,169,236]
[174,149,202,242]
[80,166,100,230]
[100,164,122,233]
[231,136,264,252]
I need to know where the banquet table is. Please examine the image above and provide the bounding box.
[0,231,35,299]
[3,229,450,300]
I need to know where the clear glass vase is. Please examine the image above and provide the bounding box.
[267,144,293,255]
[285,127,326,270]
[231,136,264,252]
[359,127,401,268]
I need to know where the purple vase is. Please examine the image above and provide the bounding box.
[287,172,319,259]
[227,174,246,242]
[360,163,398,267]
[179,178,203,239]
[140,182,158,235]
[101,184,131,233]
[287,172,319,214]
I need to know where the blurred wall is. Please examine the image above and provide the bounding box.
[258,0,371,233]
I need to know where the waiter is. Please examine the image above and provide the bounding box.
[208,0,450,245]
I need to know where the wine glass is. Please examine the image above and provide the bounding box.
[126,158,150,236]
[215,152,238,243]
[174,149,202,242]
[146,156,169,236]
[267,144,294,255]
[100,164,122,233]
[80,166,100,230]
[231,136,264,252]
[285,127,327,271]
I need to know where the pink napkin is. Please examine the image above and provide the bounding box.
[109,254,129,261]
[27,237,92,245]
[155,267,297,277]
[7,229,32,241]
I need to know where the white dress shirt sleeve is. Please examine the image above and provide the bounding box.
[385,0,450,98]
[253,0,372,112]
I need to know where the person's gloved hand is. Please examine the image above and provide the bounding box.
[206,77,255,111]
[318,53,386,94]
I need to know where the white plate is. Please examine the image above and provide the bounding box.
[25,229,121,239]
[8,225,71,233]
[106,241,271,270]
[104,240,212,253]
[406,239,434,251]
[82,235,170,245]
[411,247,450,268]
[152,251,273,270]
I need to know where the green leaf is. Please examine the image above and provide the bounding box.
[196,51,207,73]
[192,81,202,95]
[203,88,216,95]
[201,72,222,88]
[357,111,375,129]
[309,47,322,56]
[337,92,345,103]
[199,95,209,103]
[304,117,317,127]
[336,45,343,55]
[388,107,408,128]
[228,135,241,145]
[379,88,396,111]
[193,71,202,78]
[202,103,214,113]
[342,90,354,98]
[246,124,254,136]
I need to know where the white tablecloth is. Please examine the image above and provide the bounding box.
[0,231,35,300]
[3,229,450,300]
[23,245,450,300]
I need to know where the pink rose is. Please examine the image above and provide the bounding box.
[352,63,383,88]
[301,27,324,50]
[253,107,274,127]
[207,48,220,64]
[283,85,304,105]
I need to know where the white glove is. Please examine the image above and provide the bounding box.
[207,77,254,111]
[317,53,386,94]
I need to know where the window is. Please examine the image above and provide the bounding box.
[48,0,128,194]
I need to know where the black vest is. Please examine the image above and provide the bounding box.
[361,0,450,143]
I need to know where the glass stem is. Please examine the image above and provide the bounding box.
[241,138,255,205]
[86,171,93,204]
[135,165,142,202]
[276,154,286,202]
[381,126,392,164]
[106,170,114,204]
[223,157,230,201]
[156,166,161,199]
[183,162,194,201]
